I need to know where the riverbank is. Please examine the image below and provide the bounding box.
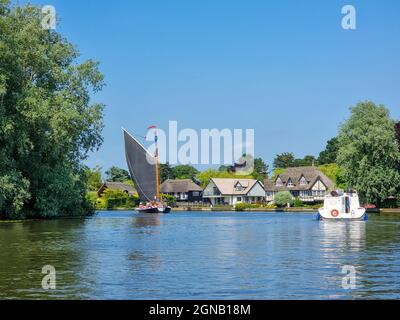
[170,207,318,212]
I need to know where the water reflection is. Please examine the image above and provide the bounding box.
[0,219,87,299]
[319,220,366,254]
[133,214,161,228]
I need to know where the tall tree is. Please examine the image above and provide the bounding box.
[318,137,339,164]
[395,122,400,152]
[337,102,400,205]
[273,152,295,169]
[159,162,175,182]
[0,2,104,219]
[252,158,269,181]
[85,166,103,191]
[105,166,130,182]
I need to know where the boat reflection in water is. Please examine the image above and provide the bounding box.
[317,220,368,298]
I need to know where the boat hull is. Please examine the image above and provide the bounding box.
[317,208,368,221]
[136,207,171,214]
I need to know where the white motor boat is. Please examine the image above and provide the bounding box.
[317,190,368,221]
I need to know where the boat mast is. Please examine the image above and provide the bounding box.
[149,125,160,200]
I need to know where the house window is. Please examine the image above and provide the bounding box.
[192,191,200,197]
[287,178,294,187]
[235,182,244,192]
[237,197,242,202]
[275,178,283,187]
[300,176,307,186]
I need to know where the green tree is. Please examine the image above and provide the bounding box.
[293,155,318,167]
[172,165,199,180]
[337,102,400,205]
[161,194,177,206]
[85,166,103,191]
[196,169,254,188]
[395,122,400,153]
[271,168,286,180]
[0,2,104,219]
[273,152,295,169]
[105,166,130,182]
[159,162,175,182]
[274,191,294,207]
[318,163,346,189]
[318,137,339,165]
[252,158,269,181]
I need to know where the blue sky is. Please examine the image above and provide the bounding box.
[23,0,400,172]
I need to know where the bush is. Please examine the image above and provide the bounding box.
[161,194,177,207]
[102,189,139,209]
[293,198,304,208]
[234,203,277,211]
[235,203,252,211]
[274,191,294,207]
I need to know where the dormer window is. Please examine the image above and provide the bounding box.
[287,178,294,187]
[275,177,283,187]
[300,176,308,186]
[235,182,244,192]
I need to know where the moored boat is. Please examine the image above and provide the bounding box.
[317,190,368,221]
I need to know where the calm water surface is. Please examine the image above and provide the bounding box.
[1,211,400,299]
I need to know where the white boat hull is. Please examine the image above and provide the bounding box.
[318,207,367,221]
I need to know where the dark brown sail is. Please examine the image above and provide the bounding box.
[123,129,157,201]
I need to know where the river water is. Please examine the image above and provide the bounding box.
[0,211,399,300]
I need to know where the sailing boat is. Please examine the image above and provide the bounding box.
[123,126,171,214]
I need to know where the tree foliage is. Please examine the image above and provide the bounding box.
[274,191,294,207]
[273,152,317,169]
[159,162,174,182]
[0,2,104,219]
[395,122,400,153]
[273,152,295,169]
[337,102,400,205]
[318,163,346,189]
[196,169,254,188]
[85,166,103,191]
[318,137,339,165]
[173,165,199,180]
[159,163,199,182]
[105,166,130,182]
[161,194,177,206]
[252,158,269,181]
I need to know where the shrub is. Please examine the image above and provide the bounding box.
[161,194,177,207]
[235,203,251,211]
[274,191,294,207]
[234,203,276,211]
[293,198,304,208]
